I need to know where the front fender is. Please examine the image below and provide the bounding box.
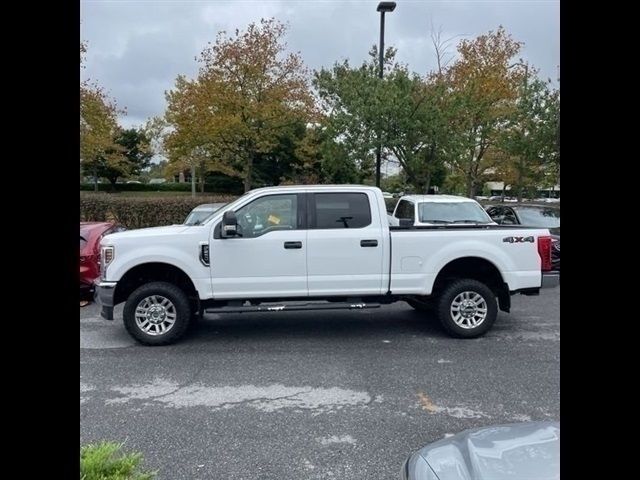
[106,246,211,298]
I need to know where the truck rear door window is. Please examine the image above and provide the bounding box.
[312,193,371,229]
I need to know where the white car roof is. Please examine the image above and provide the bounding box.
[400,194,478,203]
[248,184,382,194]
[193,203,226,211]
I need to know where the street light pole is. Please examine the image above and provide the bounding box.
[520,64,529,202]
[378,11,386,81]
[508,62,529,202]
[375,2,396,188]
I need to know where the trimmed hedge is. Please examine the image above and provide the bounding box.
[80,177,244,194]
[80,182,191,192]
[81,192,237,229]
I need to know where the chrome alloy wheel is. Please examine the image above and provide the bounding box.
[450,291,488,329]
[134,295,177,336]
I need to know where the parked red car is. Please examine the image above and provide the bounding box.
[80,222,125,294]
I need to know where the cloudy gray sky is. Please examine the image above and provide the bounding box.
[81,0,559,129]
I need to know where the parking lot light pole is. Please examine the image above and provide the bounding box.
[508,61,529,202]
[375,1,396,188]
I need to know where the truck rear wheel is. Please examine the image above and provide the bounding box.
[123,281,191,346]
[435,279,497,338]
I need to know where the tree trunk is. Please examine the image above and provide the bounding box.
[191,164,196,199]
[466,180,476,198]
[466,168,474,198]
[93,164,98,192]
[422,172,432,194]
[199,160,206,194]
[244,154,253,193]
[109,177,117,192]
[516,158,524,203]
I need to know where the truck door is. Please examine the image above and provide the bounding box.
[306,191,385,296]
[210,193,308,298]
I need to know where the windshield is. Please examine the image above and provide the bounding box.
[515,207,560,228]
[184,210,217,226]
[184,204,227,225]
[194,194,250,225]
[418,202,493,224]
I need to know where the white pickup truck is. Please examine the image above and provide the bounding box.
[96,185,559,345]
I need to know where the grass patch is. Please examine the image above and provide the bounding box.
[80,441,156,480]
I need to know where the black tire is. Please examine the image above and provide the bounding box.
[435,279,497,338]
[123,281,191,346]
[406,297,433,312]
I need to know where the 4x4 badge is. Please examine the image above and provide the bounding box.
[503,236,534,243]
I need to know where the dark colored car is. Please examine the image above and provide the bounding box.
[401,421,560,480]
[80,222,126,293]
[486,204,560,270]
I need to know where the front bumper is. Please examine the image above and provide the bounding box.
[94,281,117,320]
[541,271,560,288]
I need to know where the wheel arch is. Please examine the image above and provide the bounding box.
[432,256,510,312]
[114,262,200,309]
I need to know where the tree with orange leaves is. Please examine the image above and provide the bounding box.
[445,26,525,197]
[164,19,316,192]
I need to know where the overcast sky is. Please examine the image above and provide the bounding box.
[81,0,559,129]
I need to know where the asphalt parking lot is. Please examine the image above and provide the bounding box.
[80,288,559,480]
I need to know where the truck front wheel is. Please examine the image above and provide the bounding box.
[435,279,497,338]
[123,282,191,346]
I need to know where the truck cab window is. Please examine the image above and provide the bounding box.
[313,193,371,229]
[235,194,298,238]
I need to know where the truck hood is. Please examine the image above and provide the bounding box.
[413,421,559,480]
[101,224,192,243]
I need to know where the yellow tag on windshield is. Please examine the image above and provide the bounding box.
[268,215,281,225]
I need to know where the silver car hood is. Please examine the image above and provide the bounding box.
[412,421,559,480]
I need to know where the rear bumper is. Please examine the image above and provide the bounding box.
[94,281,117,320]
[541,271,560,289]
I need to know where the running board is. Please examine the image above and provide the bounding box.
[204,302,381,314]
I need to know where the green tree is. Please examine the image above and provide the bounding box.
[497,73,560,200]
[290,124,326,184]
[314,47,452,192]
[253,120,307,186]
[138,159,168,183]
[97,128,153,187]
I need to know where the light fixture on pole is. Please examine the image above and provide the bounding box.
[375,1,396,188]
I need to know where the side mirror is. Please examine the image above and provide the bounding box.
[399,218,414,228]
[221,210,239,238]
